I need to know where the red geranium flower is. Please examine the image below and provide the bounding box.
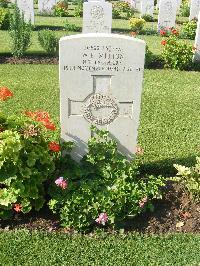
[25,110,56,130]
[171,29,178,35]
[131,31,137,37]
[48,141,61,152]
[0,87,13,101]
[13,203,22,212]
[192,45,197,51]
[43,121,56,130]
[160,30,166,36]
[161,40,167,46]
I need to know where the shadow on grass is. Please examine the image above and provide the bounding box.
[34,24,82,32]
[140,155,197,177]
[34,25,65,31]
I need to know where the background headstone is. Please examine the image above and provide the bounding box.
[82,0,112,33]
[176,0,182,10]
[38,0,56,14]
[193,11,200,61]
[59,34,146,161]
[189,0,200,20]
[17,0,34,24]
[135,0,141,11]
[158,0,177,30]
[156,0,160,9]
[141,0,154,16]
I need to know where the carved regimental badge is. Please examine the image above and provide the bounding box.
[83,93,119,125]
[90,5,104,20]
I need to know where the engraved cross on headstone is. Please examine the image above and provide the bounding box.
[68,75,133,128]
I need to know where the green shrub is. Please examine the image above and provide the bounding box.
[180,2,190,17]
[145,45,154,67]
[0,112,56,219]
[161,36,193,70]
[0,7,9,30]
[182,20,197,40]
[0,0,9,8]
[54,1,68,17]
[74,2,83,17]
[9,5,32,57]
[141,14,154,22]
[38,30,58,55]
[112,1,134,19]
[112,6,121,19]
[172,157,200,201]
[49,126,165,231]
[129,17,145,33]
[64,19,79,31]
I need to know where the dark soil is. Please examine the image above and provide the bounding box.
[0,183,199,234]
[0,55,58,65]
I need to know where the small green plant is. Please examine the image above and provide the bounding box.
[49,126,165,231]
[0,111,57,219]
[182,20,197,40]
[38,30,58,55]
[64,19,79,31]
[74,1,83,17]
[145,45,155,68]
[54,1,68,17]
[9,5,32,57]
[112,1,134,19]
[161,35,193,70]
[0,7,9,29]
[112,6,120,19]
[129,17,145,33]
[172,157,200,201]
[141,14,154,22]
[0,0,9,8]
[180,2,190,17]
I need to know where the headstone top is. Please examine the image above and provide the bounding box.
[158,0,177,30]
[59,33,145,161]
[193,11,200,61]
[189,0,200,20]
[82,0,112,33]
[17,0,34,24]
[38,0,56,14]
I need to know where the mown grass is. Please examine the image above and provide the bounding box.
[0,6,191,55]
[1,65,200,176]
[0,230,199,265]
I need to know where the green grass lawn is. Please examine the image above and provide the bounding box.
[0,230,199,265]
[0,6,192,55]
[1,65,200,176]
[0,6,200,264]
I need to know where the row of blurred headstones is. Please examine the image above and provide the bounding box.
[13,0,200,28]
[12,0,58,24]
[128,0,200,29]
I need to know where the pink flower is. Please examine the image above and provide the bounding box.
[136,146,144,155]
[55,177,68,189]
[139,197,148,208]
[95,213,108,225]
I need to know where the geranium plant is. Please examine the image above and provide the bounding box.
[161,35,193,70]
[49,126,165,231]
[0,87,59,219]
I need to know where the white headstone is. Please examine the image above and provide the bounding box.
[59,34,145,161]
[17,0,34,24]
[193,11,200,61]
[135,0,141,11]
[141,0,154,16]
[176,0,182,11]
[38,0,56,14]
[158,0,177,30]
[189,0,200,20]
[156,0,160,9]
[82,0,112,33]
